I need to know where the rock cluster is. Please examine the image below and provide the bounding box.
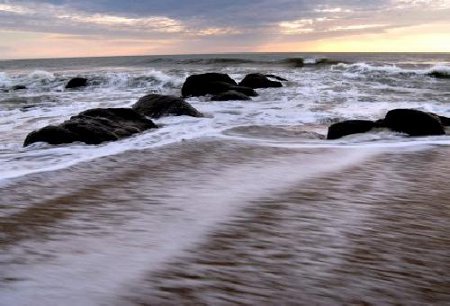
[327,109,450,140]
[24,108,157,146]
[181,72,286,101]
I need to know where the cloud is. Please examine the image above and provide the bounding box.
[0,0,449,58]
[0,1,241,38]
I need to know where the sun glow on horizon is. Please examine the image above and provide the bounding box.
[258,23,450,53]
[1,0,450,59]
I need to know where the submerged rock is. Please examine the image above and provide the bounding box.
[24,108,157,146]
[384,109,445,136]
[181,73,237,97]
[211,90,252,101]
[265,74,288,82]
[428,71,450,79]
[11,85,27,91]
[327,120,376,140]
[65,77,88,89]
[132,94,203,118]
[238,73,283,89]
[282,58,305,67]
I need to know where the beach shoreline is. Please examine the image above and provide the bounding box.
[1,138,449,304]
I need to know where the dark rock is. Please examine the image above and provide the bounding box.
[23,126,79,146]
[438,115,450,126]
[132,94,203,118]
[374,119,386,127]
[227,84,258,97]
[265,74,288,82]
[65,77,88,89]
[327,120,376,140]
[313,58,343,66]
[384,109,445,136]
[238,73,282,89]
[428,71,450,79]
[211,90,251,101]
[181,73,237,97]
[282,58,305,67]
[11,85,27,91]
[24,108,157,147]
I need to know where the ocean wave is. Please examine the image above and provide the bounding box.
[89,70,184,89]
[0,69,184,92]
[427,64,450,78]
[133,56,347,67]
[178,58,263,65]
[331,62,450,77]
[0,70,63,91]
[281,57,348,68]
[0,71,13,88]
[181,57,347,67]
[27,70,56,81]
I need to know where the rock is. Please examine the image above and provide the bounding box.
[181,73,237,97]
[265,74,288,82]
[327,120,376,140]
[132,94,203,118]
[313,58,343,66]
[24,126,79,146]
[238,73,282,89]
[383,109,445,136]
[211,90,251,101]
[227,84,258,97]
[11,85,27,91]
[24,108,157,146]
[65,77,88,89]
[282,58,304,67]
[428,71,450,79]
[438,115,450,126]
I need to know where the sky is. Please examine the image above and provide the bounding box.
[0,0,450,59]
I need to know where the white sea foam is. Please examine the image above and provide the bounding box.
[1,56,450,182]
[332,62,450,77]
[0,146,383,306]
[0,71,12,87]
[427,64,450,76]
[27,70,56,81]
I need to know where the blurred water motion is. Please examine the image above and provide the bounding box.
[1,140,449,305]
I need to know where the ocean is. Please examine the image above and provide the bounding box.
[1,53,450,305]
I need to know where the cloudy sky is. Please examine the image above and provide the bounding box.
[0,0,449,59]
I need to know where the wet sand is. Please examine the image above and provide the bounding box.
[1,139,450,305]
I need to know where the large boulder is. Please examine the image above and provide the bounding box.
[65,77,88,89]
[132,94,203,118]
[211,90,252,101]
[238,73,283,89]
[24,108,157,146]
[181,73,237,97]
[383,109,445,136]
[327,120,376,140]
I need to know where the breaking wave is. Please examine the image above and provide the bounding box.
[331,62,450,77]
[0,69,184,92]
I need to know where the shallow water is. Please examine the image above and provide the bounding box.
[1,140,449,305]
[1,53,450,180]
[1,53,450,304]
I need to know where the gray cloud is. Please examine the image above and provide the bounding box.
[0,0,449,57]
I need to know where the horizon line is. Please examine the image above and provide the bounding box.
[2,51,450,62]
